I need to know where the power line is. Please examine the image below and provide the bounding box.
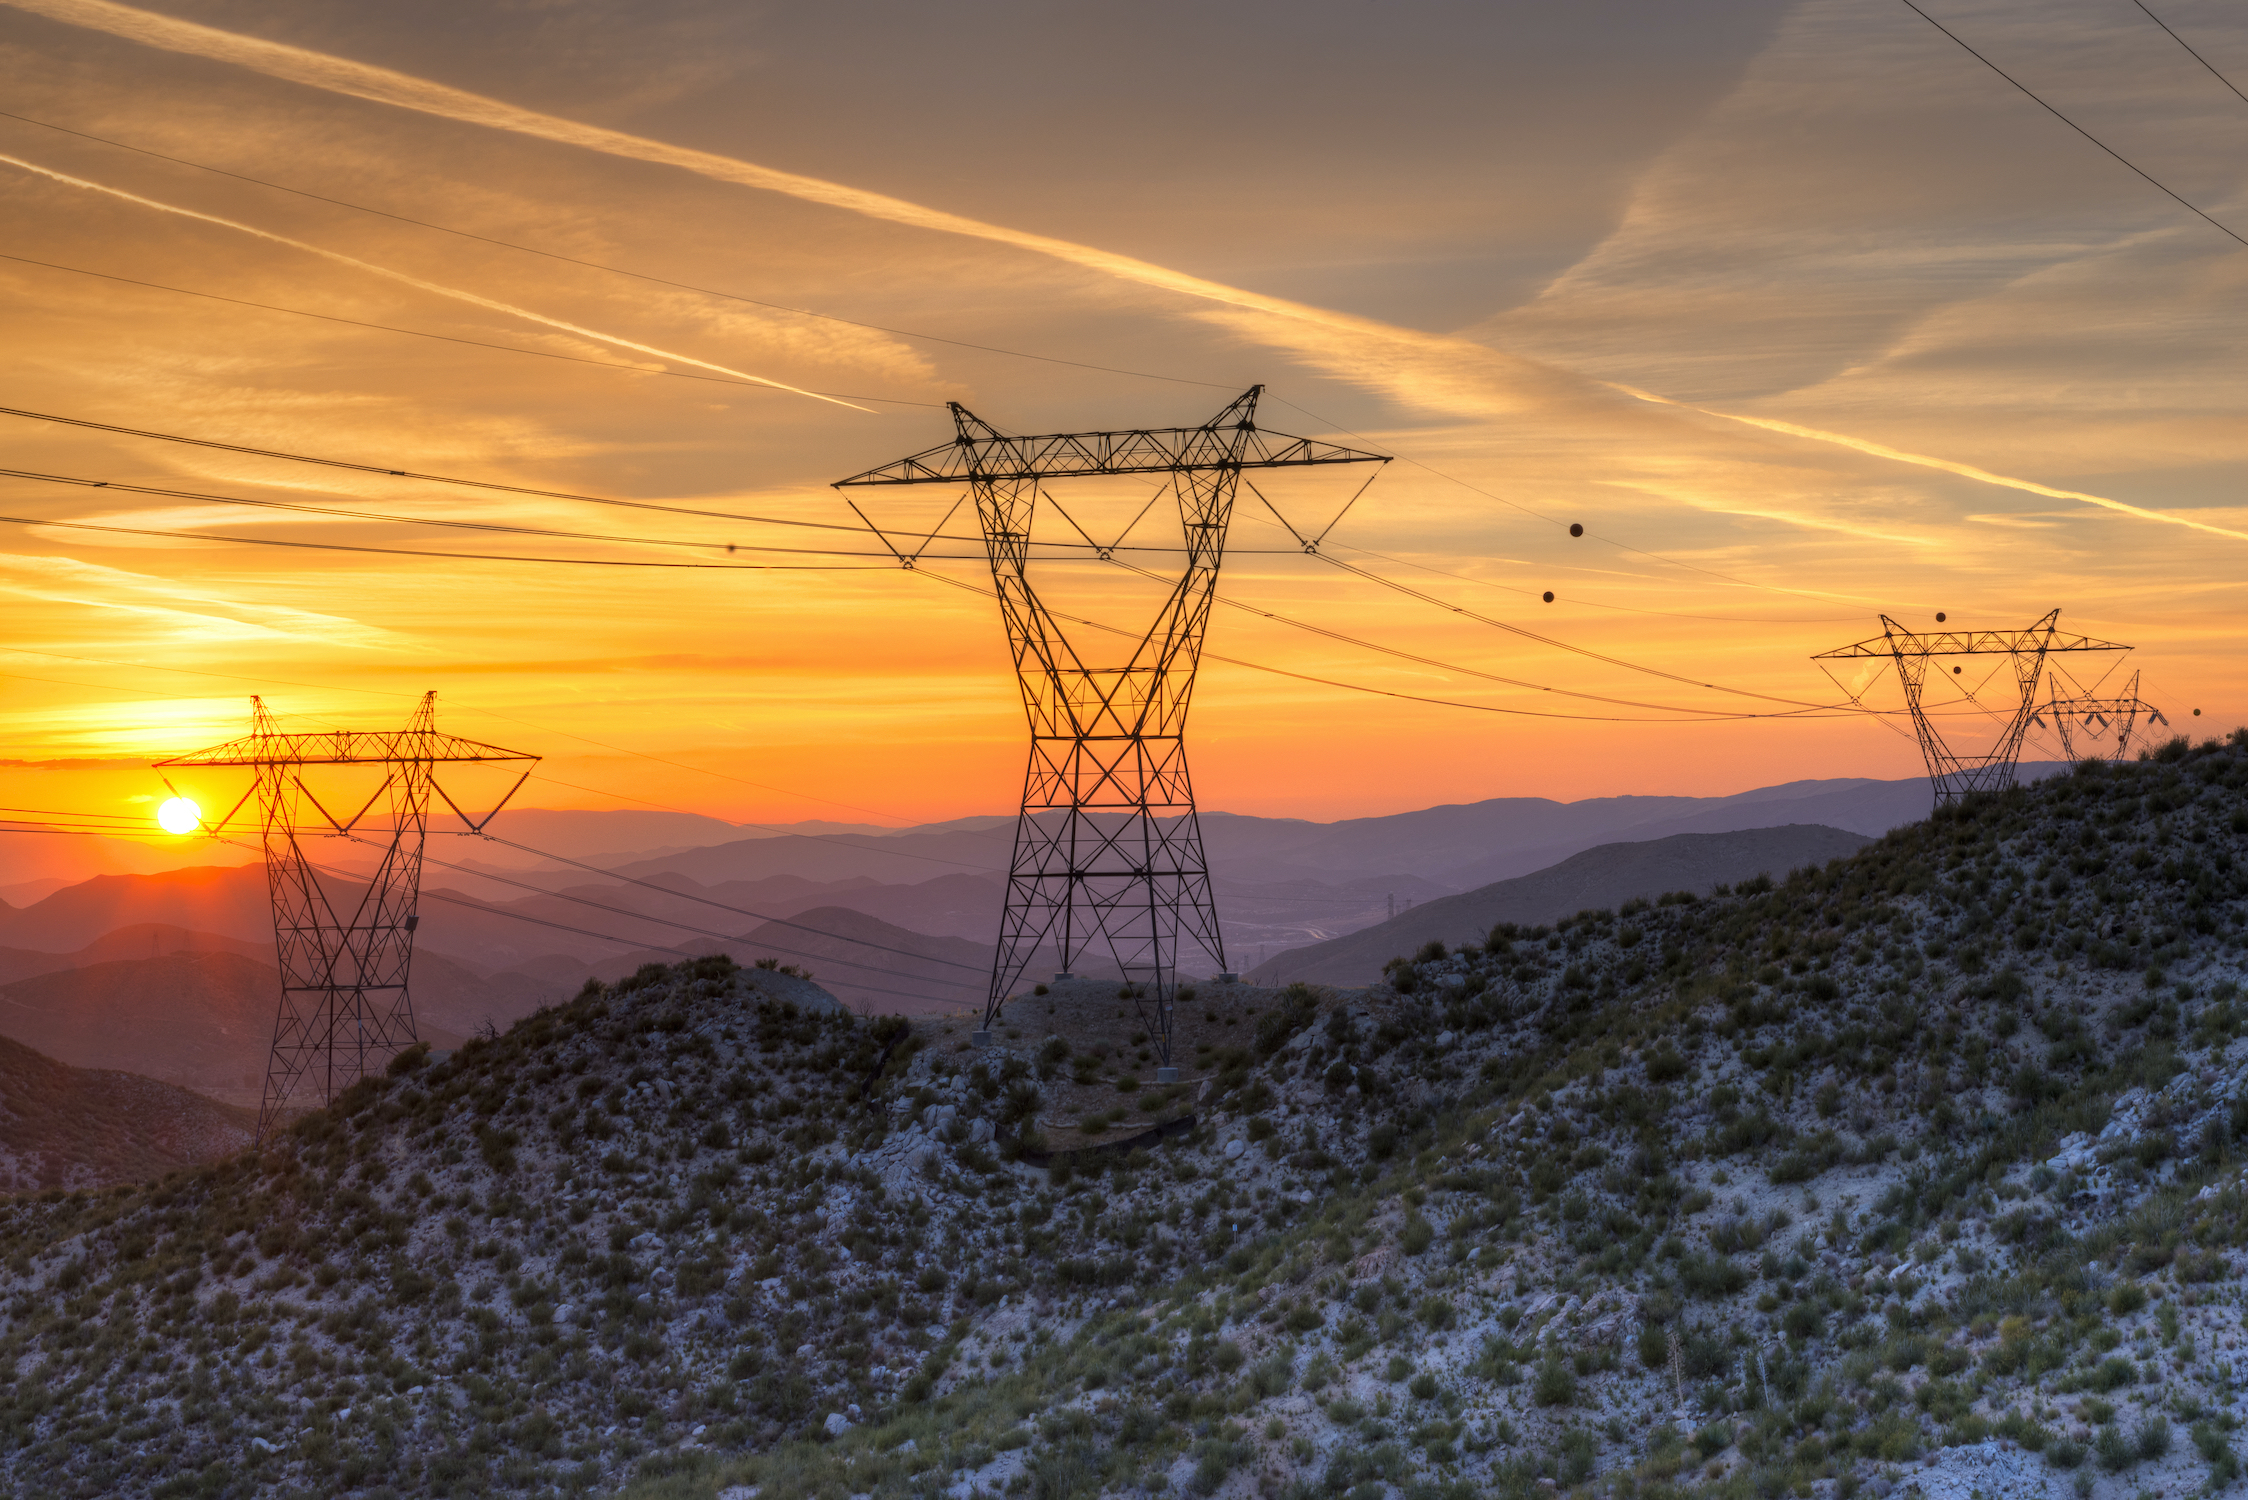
[0,113,1954,621]
[407,843,981,986]
[479,834,987,972]
[0,465,976,562]
[1260,391,1900,613]
[0,404,1293,556]
[1322,539,1865,626]
[2131,0,2248,108]
[7,431,1862,721]
[0,107,1240,396]
[1304,551,1846,713]
[1896,0,2248,250]
[908,566,1843,725]
[0,251,943,408]
[0,508,890,570]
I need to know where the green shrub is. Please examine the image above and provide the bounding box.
[1533,1356,1577,1407]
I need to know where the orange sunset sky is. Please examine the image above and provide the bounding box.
[3,0,2244,878]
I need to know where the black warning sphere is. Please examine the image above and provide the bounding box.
[1936,612,1947,623]
[1953,666,1963,674]
[1542,591,1555,603]
[1569,523,1583,537]
[2194,709,2202,717]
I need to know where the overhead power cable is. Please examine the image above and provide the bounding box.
[0,107,1240,395]
[1896,0,2248,250]
[0,404,1290,556]
[2130,0,2248,108]
[0,465,979,561]
[909,567,1840,725]
[0,114,1935,617]
[476,833,987,974]
[222,831,957,1008]
[341,834,980,990]
[1304,550,1846,713]
[0,509,888,570]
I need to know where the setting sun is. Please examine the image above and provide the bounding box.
[154,796,201,836]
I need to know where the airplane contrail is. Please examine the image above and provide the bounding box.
[10,0,2233,548]
[0,152,868,412]
[0,0,1472,371]
[1618,386,2248,545]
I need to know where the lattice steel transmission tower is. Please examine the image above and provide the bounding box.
[2039,670,2166,762]
[155,694,537,1139]
[1814,610,2129,806]
[836,387,1388,1074]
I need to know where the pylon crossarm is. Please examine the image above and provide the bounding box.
[833,425,1387,486]
[434,764,533,833]
[1816,631,2125,659]
[155,728,535,768]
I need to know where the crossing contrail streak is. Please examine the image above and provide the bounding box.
[0,0,1452,362]
[0,151,867,411]
[10,0,2232,549]
[1617,386,2248,546]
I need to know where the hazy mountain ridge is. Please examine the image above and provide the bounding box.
[0,1030,253,1192]
[1251,825,1876,986]
[0,742,2242,1499]
[0,949,550,1107]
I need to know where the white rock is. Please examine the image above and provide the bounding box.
[249,1437,278,1454]
[1223,1139,1246,1160]
[1435,1030,1455,1046]
[406,1386,424,1398]
[823,1411,852,1438]
[969,1118,995,1144]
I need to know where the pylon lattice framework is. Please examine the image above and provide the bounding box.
[836,386,1389,1070]
[155,693,537,1139]
[1814,610,2130,807]
[2037,669,2167,762]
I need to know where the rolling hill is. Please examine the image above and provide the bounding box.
[1248,823,1874,985]
[0,1030,254,1192]
[0,948,551,1105]
[0,741,2239,1499]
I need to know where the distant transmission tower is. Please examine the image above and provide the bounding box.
[837,387,1388,1075]
[1814,610,2129,806]
[156,694,537,1139]
[2038,670,2166,762]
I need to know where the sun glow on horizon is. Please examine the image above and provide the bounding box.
[156,796,201,835]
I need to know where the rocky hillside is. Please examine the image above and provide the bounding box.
[0,740,2245,1500]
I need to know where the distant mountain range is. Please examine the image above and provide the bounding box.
[0,768,1981,1061]
[1247,824,1875,986]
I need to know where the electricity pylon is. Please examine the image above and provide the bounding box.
[836,387,1388,1074]
[1814,611,2129,806]
[155,694,537,1139]
[2037,670,2166,762]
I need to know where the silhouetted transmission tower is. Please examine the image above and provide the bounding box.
[155,694,537,1139]
[2038,669,2166,762]
[1815,610,2129,806]
[836,387,1388,1075]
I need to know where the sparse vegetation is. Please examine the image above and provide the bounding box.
[2,739,2247,1497]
